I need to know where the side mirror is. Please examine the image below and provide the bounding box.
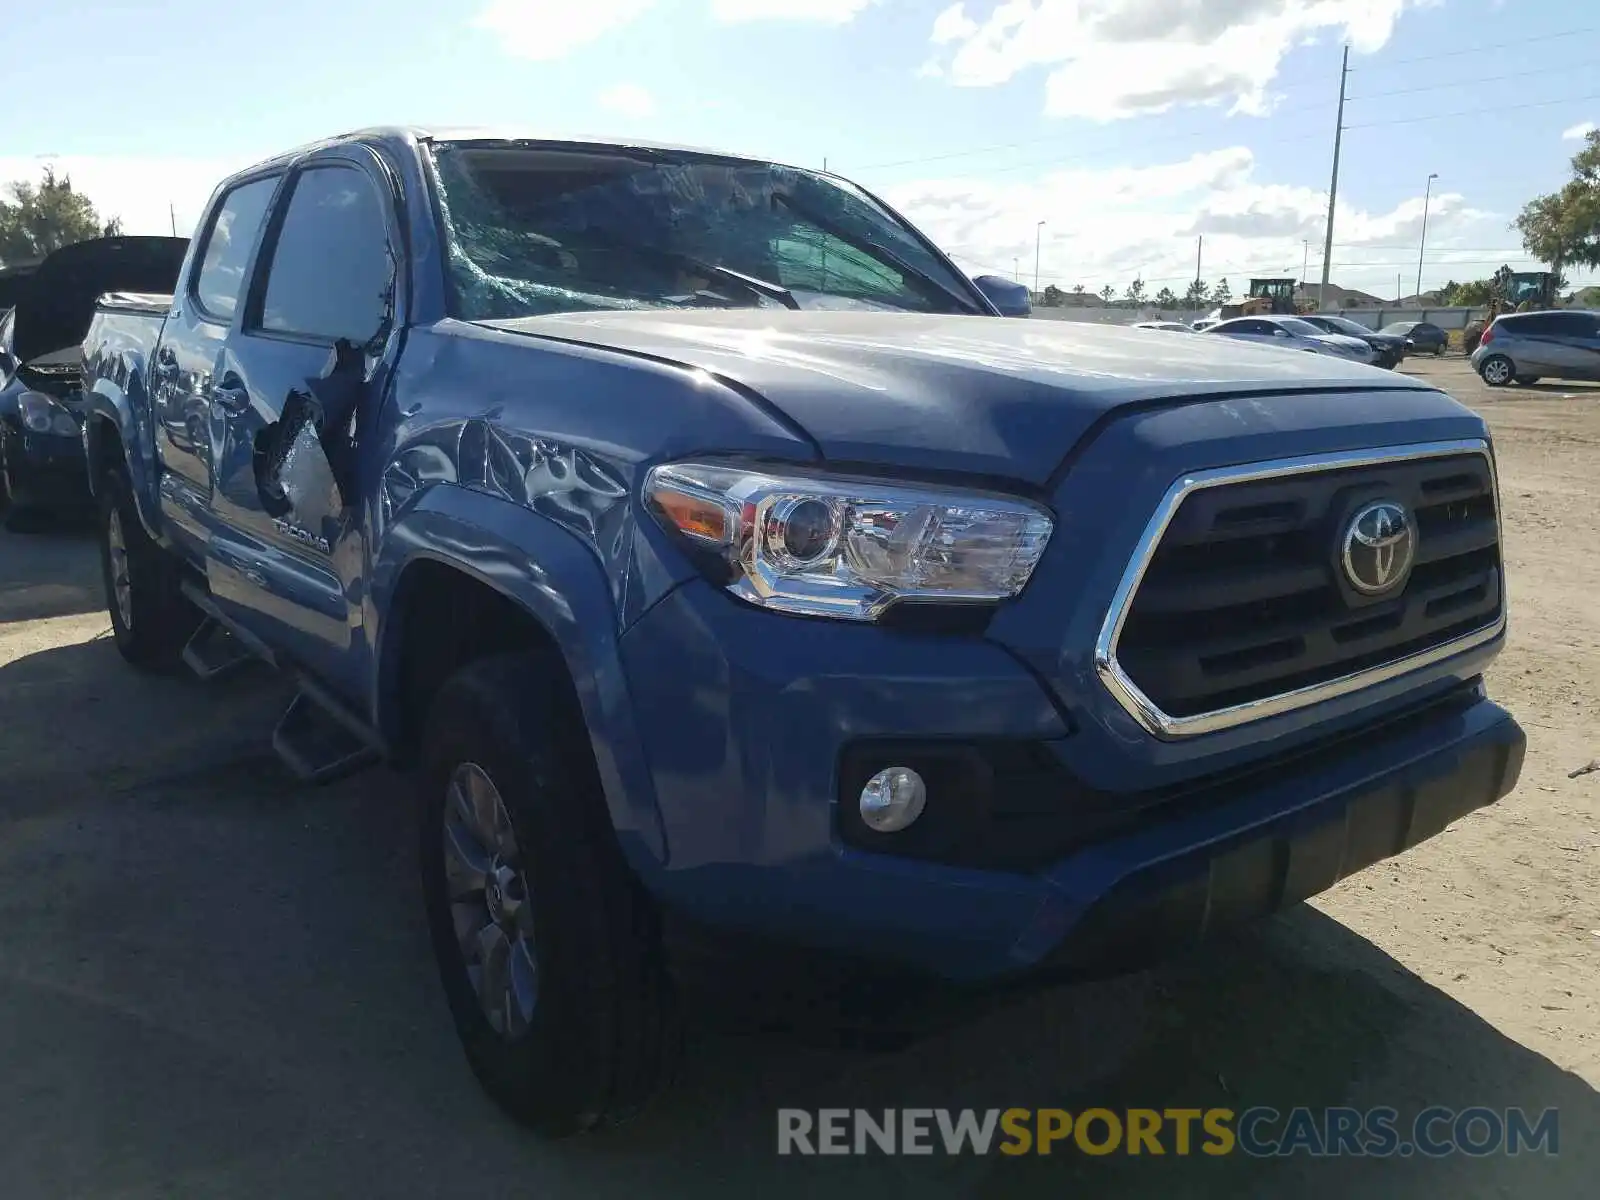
[971,274,1032,318]
[1273,329,1290,338]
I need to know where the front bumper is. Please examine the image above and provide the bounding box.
[620,580,1523,984]
[1,424,91,510]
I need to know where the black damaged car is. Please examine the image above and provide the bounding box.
[1299,314,1409,369]
[1,236,187,529]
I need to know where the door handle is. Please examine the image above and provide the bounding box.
[210,382,251,415]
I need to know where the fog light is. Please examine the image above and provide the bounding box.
[859,766,927,833]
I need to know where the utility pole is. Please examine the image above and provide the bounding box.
[169,203,178,237]
[1195,235,1203,290]
[1416,172,1438,300]
[1035,220,1045,295]
[1014,257,1020,282]
[1302,240,1310,305]
[1319,45,1349,311]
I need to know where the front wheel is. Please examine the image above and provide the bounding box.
[97,470,201,670]
[1478,355,1515,387]
[419,655,678,1136]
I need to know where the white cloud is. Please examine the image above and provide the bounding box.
[923,0,1424,120]
[710,0,873,20]
[1562,121,1595,141]
[472,0,655,60]
[598,83,656,118]
[0,154,264,245]
[931,3,978,43]
[883,146,1501,299]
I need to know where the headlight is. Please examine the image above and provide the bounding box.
[644,461,1054,621]
[19,391,79,437]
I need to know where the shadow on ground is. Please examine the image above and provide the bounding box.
[0,523,106,624]
[0,593,1593,1199]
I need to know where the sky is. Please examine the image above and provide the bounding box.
[5,0,1598,301]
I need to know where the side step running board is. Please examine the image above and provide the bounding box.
[181,618,256,681]
[273,674,384,786]
[178,580,382,785]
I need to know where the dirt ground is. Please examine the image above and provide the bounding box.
[0,356,1594,1198]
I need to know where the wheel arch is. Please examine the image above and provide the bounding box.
[371,486,669,872]
[83,377,161,538]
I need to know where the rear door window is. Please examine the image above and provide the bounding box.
[1505,314,1554,336]
[1549,312,1599,339]
[251,165,393,345]
[192,177,279,322]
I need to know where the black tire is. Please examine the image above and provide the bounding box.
[1515,375,1541,386]
[1478,354,1515,387]
[1434,343,1445,356]
[419,654,678,1136]
[97,469,201,670]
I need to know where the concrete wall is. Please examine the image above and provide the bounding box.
[1029,305,1491,330]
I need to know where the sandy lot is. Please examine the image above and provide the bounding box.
[0,356,1594,1198]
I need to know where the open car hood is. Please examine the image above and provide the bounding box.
[12,236,189,365]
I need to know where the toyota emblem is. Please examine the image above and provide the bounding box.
[1341,500,1415,595]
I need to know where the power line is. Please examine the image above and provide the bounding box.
[1346,90,1600,130]
[1347,60,1600,102]
[1356,24,1600,70]
[858,42,1600,176]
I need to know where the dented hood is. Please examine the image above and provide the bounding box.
[13,236,189,365]
[484,309,1431,483]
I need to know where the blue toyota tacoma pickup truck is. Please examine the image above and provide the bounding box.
[80,127,1524,1136]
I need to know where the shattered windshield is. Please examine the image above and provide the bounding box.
[427,141,981,320]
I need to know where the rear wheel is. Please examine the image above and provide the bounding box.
[419,654,678,1136]
[1479,355,1514,387]
[97,469,201,670]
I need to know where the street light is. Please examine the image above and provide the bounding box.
[1035,221,1045,296]
[1416,172,1438,300]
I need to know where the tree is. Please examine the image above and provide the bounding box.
[1513,129,1600,278]
[1213,277,1233,304]
[1154,286,1178,307]
[1099,284,1115,302]
[1072,282,1085,295]
[0,168,123,265]
[1183,278,1209,307]
[1040,284,1065,307]
[1443,278,1493,306]
[1123,277,1146,306]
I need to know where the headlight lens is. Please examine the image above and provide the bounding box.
[645,461,1054,621]
[19,391,79,437]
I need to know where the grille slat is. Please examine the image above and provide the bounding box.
[1115,451,1503,720]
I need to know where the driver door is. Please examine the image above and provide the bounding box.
[203,146,402,700]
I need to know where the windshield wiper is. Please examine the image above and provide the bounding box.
[772,191,982,315]
[607,238,800,311]
[697,263,801,311]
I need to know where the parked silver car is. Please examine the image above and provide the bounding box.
[1132,320,1194,332]
[1470,309,1600,386]
[1202,315,1376,363]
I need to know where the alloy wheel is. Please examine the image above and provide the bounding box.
[106,507,134,629]
[443,762,539,1038]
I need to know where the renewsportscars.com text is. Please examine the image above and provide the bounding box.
[776,1106,1560,1158]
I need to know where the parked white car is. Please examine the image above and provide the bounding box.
[1132,320,1195,332]
[1203,315,1376,363]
